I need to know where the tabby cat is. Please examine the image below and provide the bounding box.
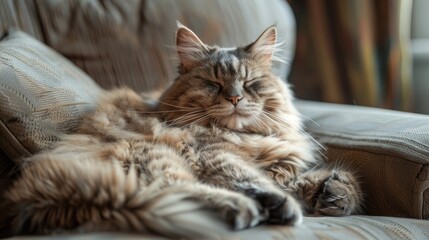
[1,24,362,238]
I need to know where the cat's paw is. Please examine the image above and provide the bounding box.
[314,171,362,216]
[223,194,267,230]
[267,193,303,225]
[241,185,303,225]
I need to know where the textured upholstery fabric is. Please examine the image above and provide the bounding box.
[0,30,102,162]
[11,216,429,240]
[0,0,296,93]
[295,100,429,219]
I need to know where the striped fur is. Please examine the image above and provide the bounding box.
[2,25,363,238]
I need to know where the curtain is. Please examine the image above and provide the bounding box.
[288,0,413,111]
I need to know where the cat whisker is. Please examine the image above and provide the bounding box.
[135,109,203,114]
[250,115,270,132]
[166,116,198,127]
[262,109,304,129]
[263,110,326,153]
[249,115,263,130]
[169,116,200,127]
[263,104,322,127]
[261,111,326,156]
[261,110,294,127]
[151,110,205,129]
[212,115,223,127]
[168,111,209,127]
[148,98,200,110]
[297,113,321,127]
[182,113,213,128]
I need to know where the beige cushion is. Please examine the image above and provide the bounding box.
[295,100,429,219]
[10,216,429,240]
[0,30,102,162]
[239,216,429,239]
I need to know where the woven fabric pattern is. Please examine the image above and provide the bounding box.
[296,100,429,219]
[0,31,102,161]
[12,216,429,240]
[233,216,429,239]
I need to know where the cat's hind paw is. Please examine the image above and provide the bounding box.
[314,171,362,216]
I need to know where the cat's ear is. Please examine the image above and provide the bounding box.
[245,26,277,65]
[176,22,209,73]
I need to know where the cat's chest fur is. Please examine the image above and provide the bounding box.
[76,88,291,178]
[158,123,285,171]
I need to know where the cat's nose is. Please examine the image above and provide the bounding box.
[226,95,243,106]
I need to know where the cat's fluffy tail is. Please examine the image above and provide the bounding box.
[1,159,227,239]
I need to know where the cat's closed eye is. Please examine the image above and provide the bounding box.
[205,80,222,94]
[244,79,263,92]
[195,76,222,94]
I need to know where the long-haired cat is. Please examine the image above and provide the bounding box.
[1,24,362,239]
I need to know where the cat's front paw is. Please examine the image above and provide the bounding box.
[223,195,267,230]
[241,185,303,225]
[267,193,303,225]
[314,171,362,216]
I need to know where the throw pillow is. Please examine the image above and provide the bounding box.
[0,30,102,163]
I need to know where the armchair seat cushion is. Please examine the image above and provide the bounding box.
[10,216,429,240]
[295,100,429,219]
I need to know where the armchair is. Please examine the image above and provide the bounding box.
[1,0,428,239]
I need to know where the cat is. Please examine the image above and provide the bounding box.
[1,24,363,239]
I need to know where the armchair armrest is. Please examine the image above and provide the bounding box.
[295,100,429,219]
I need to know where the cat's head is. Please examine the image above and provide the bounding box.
[158,23,300,134]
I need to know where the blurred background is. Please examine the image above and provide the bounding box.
[1,0,428,114]
[288,0,428,114]
[289,0,408,111]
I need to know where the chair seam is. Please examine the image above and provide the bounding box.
[310,131,429,165]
